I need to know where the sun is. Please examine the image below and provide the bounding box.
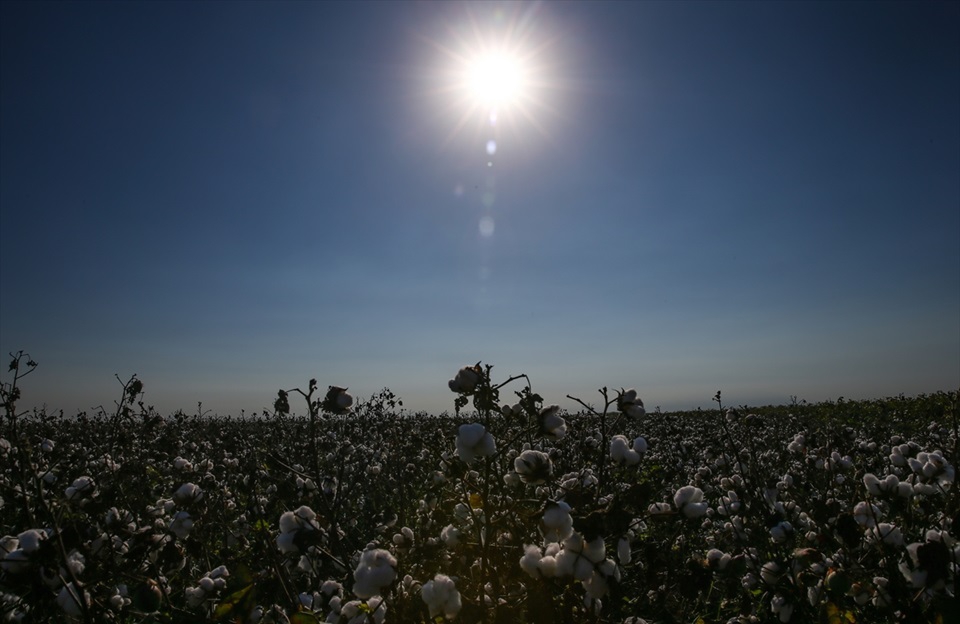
[464,49,529,113]
[421,4,562,144]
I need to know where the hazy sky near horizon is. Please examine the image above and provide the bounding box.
[1,1,958,416]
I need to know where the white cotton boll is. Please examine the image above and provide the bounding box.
[276,532,298,554]
[760,561,781,585]
[41,439,54,453]
[617,537,632,565]
[542,501,574,542]
[0,549,30,574]
[609,436,636,465]
[770,522,793,543]
[617,389,645,418]
[871,523,903,547]
[787,434,805,453]
[458,423,486,448]
[648,502,672,515]
[448,366,481,393]
[633,436,648,454]
[17,529,46,554]
[65,476,96,501]
[340,600,361,620]
[441,524,461,548]
[66,550,85,576]
[554,548,576,577]
[863,473,881,496]
[673,486,703,509]
[583,570,609,599]
[853,501,880,527]
[421,575,462,619]
[0,535,18,557]
[199,576,215,593]
[538,555,559,577]
[169,511,193,539]
[456,424,496,464]
[352,549,397,599]
[520,545,542,578]
[684,501,708,518]
[583,537,605,563]
[57,583,89,618]
[299,592,315,609]
[573,556,594,581]
[674,486,708,518]
[321,580,343,597]
[173,482,203,505]
[515,450,553,484]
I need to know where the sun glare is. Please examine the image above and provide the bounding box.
[422,4,561,145]
[465,50,527,111]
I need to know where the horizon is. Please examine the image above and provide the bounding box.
[2,1,958,418]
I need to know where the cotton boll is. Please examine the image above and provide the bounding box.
[583,537,605,563]
[56,583,90,618]
[617,537,632,565]
[456,424,496,464]
[169,511,193,539]
[441,524,462,548]
[673,486,703,509]
[421,575,462,619]
[17,530,46,554]
[352,549,397,599]
[173,482,203,505]
[542,501,574,542]
[538,555,559,577]
[617,389,645,418]
[520,545,542,578]
[514,450,553,484]
[448,366,481,393]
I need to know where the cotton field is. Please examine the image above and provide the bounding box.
[1,353,957,623]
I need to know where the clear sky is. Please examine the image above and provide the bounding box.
[1,1,958,416]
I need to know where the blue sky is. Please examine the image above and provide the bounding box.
[1,1,957,416]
